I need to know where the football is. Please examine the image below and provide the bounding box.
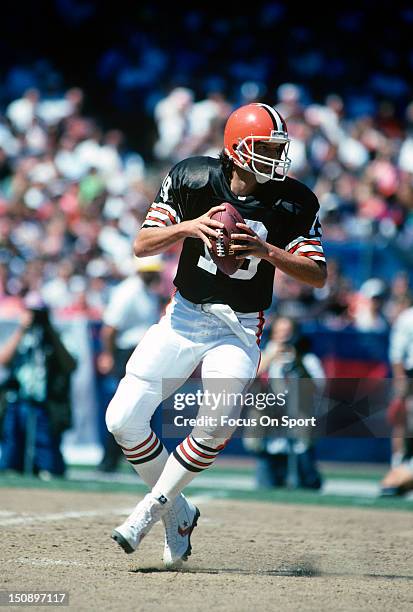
[209,202,245,276]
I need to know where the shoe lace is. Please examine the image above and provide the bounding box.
[162,506,179,546]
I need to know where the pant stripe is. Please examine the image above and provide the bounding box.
[256,311,265,345]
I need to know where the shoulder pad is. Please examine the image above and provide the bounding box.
[170,156,214,190]
[283,176,320,212]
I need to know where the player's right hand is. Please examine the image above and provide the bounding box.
[181,205,226,249]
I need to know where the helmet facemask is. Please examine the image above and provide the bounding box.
[233,133,291,181]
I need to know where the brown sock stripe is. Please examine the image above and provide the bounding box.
[128,440,164,465]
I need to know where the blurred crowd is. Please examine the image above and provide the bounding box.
[0,81,412,335]
[0,85,156,320]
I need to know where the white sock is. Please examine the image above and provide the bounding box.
[152,435,226,500]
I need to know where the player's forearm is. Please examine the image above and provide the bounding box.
[134,225,189,257]
[263,244,327,288]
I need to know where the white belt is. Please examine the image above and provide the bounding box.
[201,303,256,347]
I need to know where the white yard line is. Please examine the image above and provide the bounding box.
[321,480,380,497]
[7,557,89,567]
[0,507,134,527]
[0,494,215,528]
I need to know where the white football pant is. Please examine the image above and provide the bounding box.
[106,291,264,448]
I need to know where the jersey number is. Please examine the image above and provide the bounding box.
[197,219,268,280]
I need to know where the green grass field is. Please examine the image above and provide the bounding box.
[1,460,411,512]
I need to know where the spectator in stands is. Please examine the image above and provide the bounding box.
[6,88,39,133]
[384,272,412,323]
[96,256,162,471]
[353,278,389,332]
[41,261,76,309]
[314,260,353,330]
[0,293,77,477]
[153,88,194,162]
[245,317,325,490]
[380,299,413,496]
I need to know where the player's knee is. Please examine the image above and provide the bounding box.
[105,402,151,443]
[105,398,126,435]
[105,374,156,437]
[104,382,137,435]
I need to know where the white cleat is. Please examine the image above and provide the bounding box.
[162,495,200,568]
[112,493,169,554]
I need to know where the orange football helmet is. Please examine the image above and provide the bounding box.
[224,103,291,181]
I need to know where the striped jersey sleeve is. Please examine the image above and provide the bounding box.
[143,202,181,228]
[142,171,183,229]
[284,197,325,263]
[285,234,325,263]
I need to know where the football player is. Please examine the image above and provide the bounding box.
[106,103,327,566]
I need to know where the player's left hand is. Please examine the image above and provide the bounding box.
[231,223,270,260]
